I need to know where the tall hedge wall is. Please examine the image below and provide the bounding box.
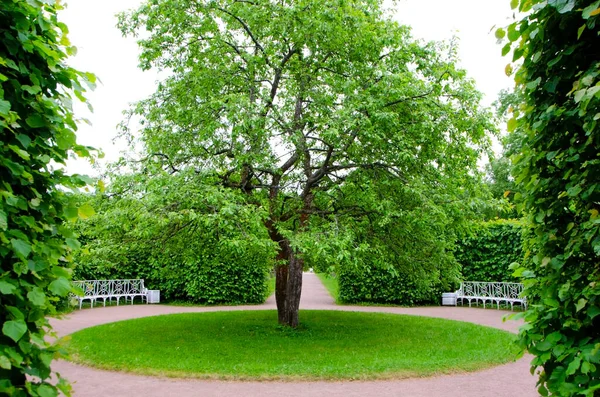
[454,220,524,282]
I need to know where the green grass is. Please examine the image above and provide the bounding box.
[66,310,517,380]
[316,273,339,302]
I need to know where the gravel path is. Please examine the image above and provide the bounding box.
[50,273,539,396]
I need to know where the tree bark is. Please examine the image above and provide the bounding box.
[282,252,303,327]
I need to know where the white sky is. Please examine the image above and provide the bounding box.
[60,0,515,176]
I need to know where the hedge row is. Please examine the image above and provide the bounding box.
[454,220,524,282]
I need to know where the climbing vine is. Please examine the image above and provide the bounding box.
[500,0,600,395]
[0,1,95,395]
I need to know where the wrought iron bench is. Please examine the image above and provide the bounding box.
[72,279,148,309]
[455,281,527,310]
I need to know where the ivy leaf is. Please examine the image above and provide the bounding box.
[2,320,27,342]
[11,238,32,258]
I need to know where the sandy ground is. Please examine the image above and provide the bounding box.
[50,273,539,397]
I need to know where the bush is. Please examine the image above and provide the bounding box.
[338,263,453,305]
[454,220,524,282]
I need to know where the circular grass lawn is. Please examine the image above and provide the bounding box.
[66,310,517,380]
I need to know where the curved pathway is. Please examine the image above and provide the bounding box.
[50,274,539,397]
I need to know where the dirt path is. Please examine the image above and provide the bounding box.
[51,273,539,396]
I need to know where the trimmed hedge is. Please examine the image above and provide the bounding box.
[338,264,450,305]
[72,181,275,305]
[454,220,524,282]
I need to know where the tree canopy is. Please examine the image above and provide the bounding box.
[117,0,494,326]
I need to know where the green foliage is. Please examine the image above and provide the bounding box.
[117,0,496,325]
[66,310,517,380]
[500,0,600,395]
[74,170,274,304]
[455,220,524,282]
[338,264,453,305]
[0,1,94,395]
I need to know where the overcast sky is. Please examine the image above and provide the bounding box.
[60,0,515,175]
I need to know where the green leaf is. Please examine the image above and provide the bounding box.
[37,384,58,397]
[65,238,81,250]
[64,205,79,220]
[0,356,11,370]
[11,239,32,258]
[495,28,506,40]
[567,185,582,197]
[78,203,95,219]
[25,114,46,128]
[0,209,7,230]
[507,24,520,42]
[0,99,11,115]
[48,277,72,296]
[575,298,587,312]
[588,306,600,319]
[577,24,586,40]
[2,320,27,342]
[582,1,600,19]
[0,281,17,295]
[566,356,581,375]
[507,117,517,132]
[510,0,519,9]
[27,288,46,307]
[15,134,31,148]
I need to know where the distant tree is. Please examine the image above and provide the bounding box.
[118,0,494,327]
[0,1,95,395]
[500,0,600,395]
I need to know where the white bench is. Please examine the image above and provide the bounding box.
[72,279,148,309]
[455,281,527,310]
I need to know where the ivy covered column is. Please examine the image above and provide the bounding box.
[0,1,94,395]
[500,1,600,395]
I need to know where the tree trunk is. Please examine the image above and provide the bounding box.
[275,262,288,324]
[282,252,303,327]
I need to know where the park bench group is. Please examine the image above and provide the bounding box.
[71,279,526,311]
[71,279,149,309]
[452,281,527,310]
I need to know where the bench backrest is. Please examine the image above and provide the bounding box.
[72,279,146,297]
[458,281,524,299]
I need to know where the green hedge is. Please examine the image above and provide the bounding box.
[72,179,275,305]
[454,220,524,282]
[338,264,451,305]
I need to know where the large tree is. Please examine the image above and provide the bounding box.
[118,0,493,327]
[500,0,600,395]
